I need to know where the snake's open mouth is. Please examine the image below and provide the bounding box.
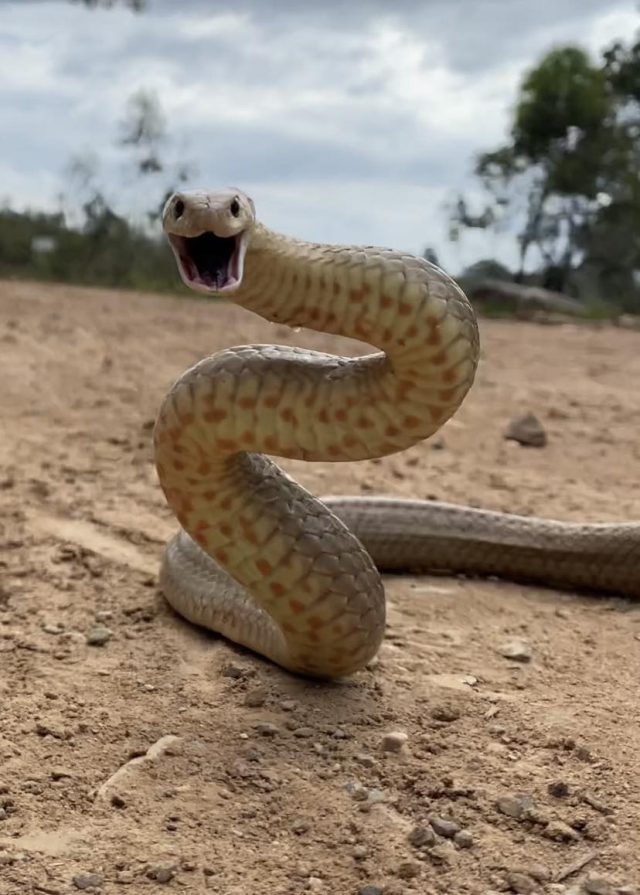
[169,231,246,294]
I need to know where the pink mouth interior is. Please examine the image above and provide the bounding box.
[169,231,242,293]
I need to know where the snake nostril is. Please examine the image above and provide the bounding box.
[174,198,185,220]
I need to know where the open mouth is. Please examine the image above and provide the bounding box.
[168,231,246,294]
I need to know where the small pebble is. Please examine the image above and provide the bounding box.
[353,845,368,860]
[548,780,570,798]
[94,610,113,622]
[505,412,547,447]
[430,704,461,722]
[86,626,112,646]
[381,731,408,753]
[544,819,580,842]
[408,825,436,848]
[358,887,383,895]
[293,727,315,738]
[254,722,280,737]
[498,638,532,662]
[429,816,460,838]
[72,873,104,890]
[307,878,323,892]
[496,793,535,819]
[51,767,73,780]
[244,688,267,708]
[147,864,176,883]
[584,879,614,895]
[506,871,537,894]
[291,819,309,835]
[454,830,474,849]
[396,860,420,879]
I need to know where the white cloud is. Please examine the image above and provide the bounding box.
[0,0,638,274]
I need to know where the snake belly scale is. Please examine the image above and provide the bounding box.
[154,188,639,679]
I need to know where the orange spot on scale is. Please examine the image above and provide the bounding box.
[385,425,400,437]
[335,408,347,422]
[318,408,329,423]
[326,312,337,325]
[442,368,457,383]
[179,413,195,426]
[264,435,280,453]
[197,461,211,476]
[203,490,217,501]
[404,415,421,428]
[214,549,229,564]
[380,295,392,309]
[327,444,341,457]
[220,523,232,537]
[398,301,412,316]
[333,281,341,296]
[350,288,365,303]
[256,558,273,576]
[356,416,372,429]
[431,351,447,365]
[406,324,418,338]
[172,444,185,455]
[289,598,305,613]
[439,387,457,403]
[241,524,259,546]
[342,434,359,448]
[220,495,233,510]
[270,581,286,598]
[239,397,256,410]
[306,631,320,643]
[204,408,228,423]
[280,407,297,424]
[430,406,446,423]
[354,323,371,339]
[216,438,238,452]
[194,531,208,546]
[345,396,358,408]
[240,430,255,445]
[173,459,185,471]
[310,308,320,321]
[307,616,324,630]
[281,621,295,634]
[264,395,279,409]
[382,328,392,342]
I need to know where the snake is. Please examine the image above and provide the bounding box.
[153,187,640,679]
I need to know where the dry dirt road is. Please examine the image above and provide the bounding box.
[1,279,639,895]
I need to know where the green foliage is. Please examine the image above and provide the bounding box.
[453,33,640,310]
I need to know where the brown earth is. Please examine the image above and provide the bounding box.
[1,279,639,895]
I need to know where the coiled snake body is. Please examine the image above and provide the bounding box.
[154,188,639,678]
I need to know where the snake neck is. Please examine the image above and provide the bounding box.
[231,222,479,414]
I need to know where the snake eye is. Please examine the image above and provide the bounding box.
[173,198,185,220]
[230,197,240,218]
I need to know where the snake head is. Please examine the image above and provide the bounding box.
[162,188,255,294]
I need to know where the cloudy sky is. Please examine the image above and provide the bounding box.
[1,0,638,272]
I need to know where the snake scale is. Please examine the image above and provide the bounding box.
[153,188,640,678]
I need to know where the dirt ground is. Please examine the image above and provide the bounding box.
[1,279,639,895]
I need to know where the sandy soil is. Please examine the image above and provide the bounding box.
[1,279,639,895]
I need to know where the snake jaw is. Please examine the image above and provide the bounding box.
[168,230,248,295]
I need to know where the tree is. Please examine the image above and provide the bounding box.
[453,37,640,308]
[118,89,194,224]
